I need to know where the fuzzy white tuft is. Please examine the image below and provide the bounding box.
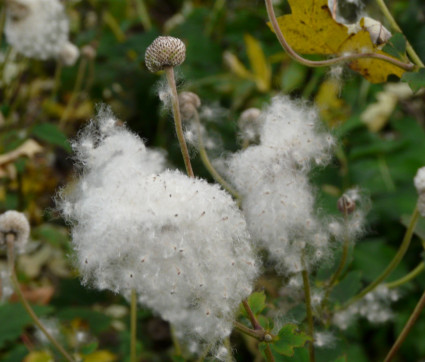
[0,210,30,250]
[58,109,258,347]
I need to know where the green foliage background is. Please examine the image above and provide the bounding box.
[0,0,425,361]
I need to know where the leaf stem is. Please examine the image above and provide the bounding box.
[385,262,425,289]
[264,0,415,71]
[165,67,194,178]
[384,289,425,361]
[130,289,137,362]
[342,205,419,310]
[375,0,424,67]
[301,268,315,362]
[193,111,240,199]
[6,236,75,362]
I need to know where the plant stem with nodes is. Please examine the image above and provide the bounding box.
[130,289,137,362]
[192,110,240,200]
[375,0,424,68]
[301,260,315,362]
[384,289,425,362]
[165,66,194,178]
[6,235,75,362]
[342,205,419,310]
[264,0,415,71]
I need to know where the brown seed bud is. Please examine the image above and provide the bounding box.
[145,36,186,73]
[178,91,201,120]
[337,194,356,215]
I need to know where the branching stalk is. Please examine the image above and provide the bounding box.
[165,67,194,178]
[384,290,425,361]
[375,0,424,67]
[130,289,137,362]
[342,206,419,310]
[264,0,415,71]
[6,236,75,362]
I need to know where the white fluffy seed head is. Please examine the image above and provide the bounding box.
[145,36,186,73]
[414,167,425,194]
[0,210,30,250]
[238,108,262,143]
[5,0,78,64]
[58,108,258,347]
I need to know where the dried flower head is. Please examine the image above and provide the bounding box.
[5,0,79,64]
[337,193,356,215]
[145,36,186,73]
[0,210,30,249]
[179,91,201,120]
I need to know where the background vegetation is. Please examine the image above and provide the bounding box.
[1,0,425,361]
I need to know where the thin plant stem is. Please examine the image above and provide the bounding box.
[342,205,419,310]
[264,344,275,362]
[375,0,424,67]
[242,299,262,330]
[301,268,315,362]
[170,326,182,356]
[386,262,425,289]
[224,337,233,362]
[130,289,137,362]
[165,66,194,177]
[233,320,265,340]
[193,111,240,199]
[60,58,87,127]
[134,0,152,30]
[326,225,350,291]
[51,62,63,101]
[0,7,6,49]
[6,236,75,362]
[264,0,415,71]
[384,289,425,362]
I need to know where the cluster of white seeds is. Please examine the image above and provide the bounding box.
[414,167,425,217]
[57,109,258,347]
[5,0,79,65]
[222,95,335,274]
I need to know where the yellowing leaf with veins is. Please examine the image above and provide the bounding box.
[268,0,407,83]
[244,34,271,92]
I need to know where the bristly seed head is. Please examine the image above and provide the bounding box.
[337,194,356,215]
[145,36,186,73]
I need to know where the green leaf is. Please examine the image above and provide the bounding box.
[401,68,425,92]
[272,324,312,357]
[0,303,53,349]
[330,271,363,303]
[333,355,348,362]
[239,291,266,317]
[81,341,99,355]
[382,33,406,59]
[401,214,425,240]
[31,123,71,152]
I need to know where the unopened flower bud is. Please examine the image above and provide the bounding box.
[363,17,391,45]
[178,91,201,120]
[337,194,356,215]
[0,210,30,248]
[59,42,79,66]
[145,36,186,73]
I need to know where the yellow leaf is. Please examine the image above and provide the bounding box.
[83,350,117,362]
[223,51,252,79]
[315,79,349,127]
[24,350,54,362]
[244,34,271,92]
[269,0,406,83]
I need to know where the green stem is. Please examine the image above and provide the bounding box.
[130,289,137,362]
[51,62,63,101]
[384,289,425,362]
[264,0,415,71]
[302,268,315,362]
[134,0,152,30]
[0,7,6,49]
[6,236,75,362]
[165,67,194,178]
[193,111,240,199]
[170,326,182,356]
[327,231,350,291]
[375,0,424,67]
[59,58,87,127]
[342,206,419,309]
[386,262,425,289]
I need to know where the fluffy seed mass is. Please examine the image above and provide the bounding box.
[222,95,335,274]
[5,0,78,64]
[58,109,258,345]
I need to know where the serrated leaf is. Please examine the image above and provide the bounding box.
[31,123,71,152]
[272,324,312,356]
[239,291,266,317]
[0,303,53,349]
[268,0,407,83]
[401,68,425,92]
[244,34,271,92]
[382,33,407,59]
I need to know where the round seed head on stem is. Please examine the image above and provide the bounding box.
[337,194,356,216]
[145,36,186,73]
[178,91,201,120]
[0,211,30,250]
